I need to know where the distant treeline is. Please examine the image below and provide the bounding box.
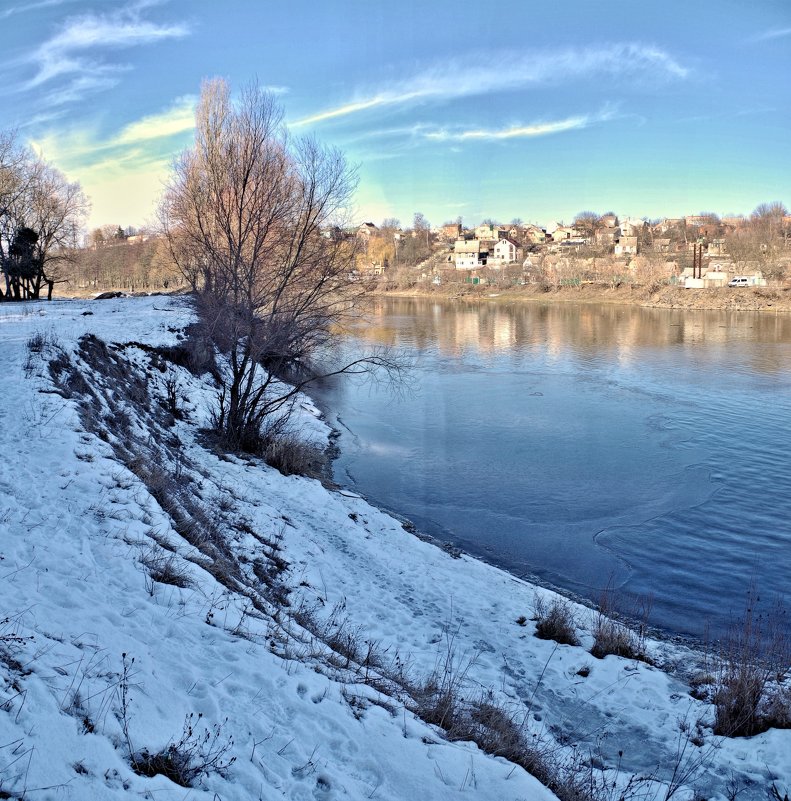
[63,235,186,294]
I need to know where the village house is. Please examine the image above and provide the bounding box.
[489,237,520,267]
[595,227,620,248]
[516,224,546,244]
[475,223,508,240]
[453,238,488,269]
[356,222,378,241]
[439,222,463,241]
[550,225,580,242]
[708,239,728,256]
[614,236,638,256]
[619,219,645,238]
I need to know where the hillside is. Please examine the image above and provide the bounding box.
[0,296,789,801]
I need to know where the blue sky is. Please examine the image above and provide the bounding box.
[1,0,789,231]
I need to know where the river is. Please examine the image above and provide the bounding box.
[315,297,791,641]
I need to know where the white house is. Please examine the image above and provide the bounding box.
[489,238,519,267]
[614,236,638,256]
[454,239,487,269]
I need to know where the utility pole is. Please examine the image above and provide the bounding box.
[692,243,703,279]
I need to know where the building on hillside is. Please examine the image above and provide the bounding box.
[614,236,638,256]
[620,219,645,237]
[356,222,378,241]
[439,223,463,241]
[520,224,547,244]
[551,226,580,242]
[475,223,508,240]
[708,239,727,256]
[453,239,488,269]
[489,238,520,267]
[650,238,672,253]
[595,227,620,248]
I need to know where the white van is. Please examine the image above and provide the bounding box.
[728,276,749,287]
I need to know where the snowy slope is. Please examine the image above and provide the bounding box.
[0,296,788,801]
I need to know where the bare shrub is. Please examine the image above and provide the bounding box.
[590,584,650,662]
[118,654,235,787]
[412,623,478,731]
[763,688,791,729]
[130,713,236,787]
[0,614,33,675]
[26,329,58,353]
[713,591,790,737]
[260,422,325,478]
[139,546,192,590]
[447,693,525,763]
[533,594,580,646]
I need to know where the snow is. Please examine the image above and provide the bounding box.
[0,295,788,801]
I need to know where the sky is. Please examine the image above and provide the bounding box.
[0,0,789,232]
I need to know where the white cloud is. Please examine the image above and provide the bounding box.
[423,108,617,142]
[40,72,127,107]
[29,97,197,229]
[0,0,77,20]
[295,44,688,126]
[115,96,196,145]
[749,27,791,42]
[25,3,189,106]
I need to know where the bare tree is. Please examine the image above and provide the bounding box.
[573,211,601,241]
[160,79,404,452]
[750,201,788,245]
[0,133,88,301]
[380,217,401,232]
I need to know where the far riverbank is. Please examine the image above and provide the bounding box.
[376,281,791,313]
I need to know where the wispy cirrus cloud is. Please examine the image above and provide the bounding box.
[30,96,197,228]
[749,27,791,42]
[295,43,688,127]
[0,0,78,20]
[114,96,196,145]
[24,3,189,107]
[423,107,617,142]
[31,96,196,165]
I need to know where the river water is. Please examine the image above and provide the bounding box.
[316,298,791,641]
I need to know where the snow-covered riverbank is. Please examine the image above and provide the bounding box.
[0,296,788,801]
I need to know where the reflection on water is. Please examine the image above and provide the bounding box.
[319,299,791,641]
[359,297,791,367]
